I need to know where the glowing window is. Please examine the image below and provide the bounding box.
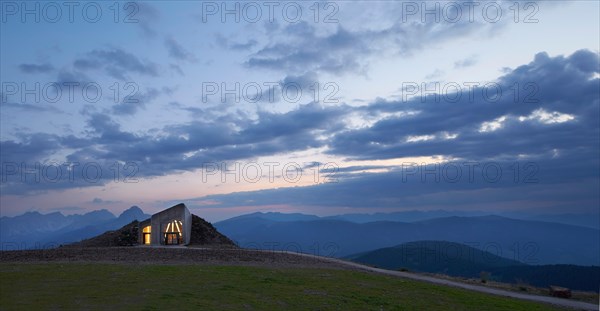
[164,220,183,233]
[142,226,151,245]
[163,220,183,245]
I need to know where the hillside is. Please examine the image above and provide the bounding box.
[347,241,600,291]
[346,240,525,274]
[66,221,140,247]
[188,214,237,247]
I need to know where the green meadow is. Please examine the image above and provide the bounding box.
[0,263,567,310]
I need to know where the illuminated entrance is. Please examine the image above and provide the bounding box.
[163,220,183,245]
[142,226,151,245]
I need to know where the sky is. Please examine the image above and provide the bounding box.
[0,0,599,222]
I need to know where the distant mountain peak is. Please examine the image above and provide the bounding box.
[118,206,148,221]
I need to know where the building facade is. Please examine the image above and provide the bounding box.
[138,203,192,246]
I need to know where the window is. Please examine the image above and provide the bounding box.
[163,220,183,245]
[142,226,151,245]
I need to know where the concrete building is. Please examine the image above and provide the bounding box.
[138,203,192,246]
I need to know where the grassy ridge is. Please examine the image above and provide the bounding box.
[347,241,600,291]
[0,263,567,310]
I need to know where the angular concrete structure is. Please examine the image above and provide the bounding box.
[138,203,192,246]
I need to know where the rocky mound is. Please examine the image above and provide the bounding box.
[65,215,235,248]
[0,247,342,269]
[189,214,236,247]
[66,221,140,247]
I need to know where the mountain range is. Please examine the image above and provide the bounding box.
[214,213,599,266]
[0,206,149,249]
[217,210,600,228]
[1,208,598,267]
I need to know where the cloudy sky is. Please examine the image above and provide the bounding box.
[1,1,598,221]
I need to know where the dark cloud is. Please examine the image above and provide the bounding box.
[0,102,63,114]
[169,64,184,76]
[18,63,54,74]
[55,69,92,86]
[230,40,258,51]
[246,23,366,75]
[190,157,599,214]
[112,88,160,115]
[249,71,321,104]
[454,55,478,68]
[74,48,159,80]
[235,102,344,144]
[0,102,348,194]
[167,101,203,117]
[215,34,258,51]
[179,49,600,214]
[85,113,138,143]
[91,198,120,204]
[425,69,444,80]
[246,6,505,75]
[135,2,160,38]
[164,36,196,61]
[328,50,599,163]
[568,49,600,73]
[2,50,598,210]
[0,133,61,165]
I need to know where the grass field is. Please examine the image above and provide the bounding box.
[0,263,568,310]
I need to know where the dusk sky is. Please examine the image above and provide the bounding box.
[1,1,599,221]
